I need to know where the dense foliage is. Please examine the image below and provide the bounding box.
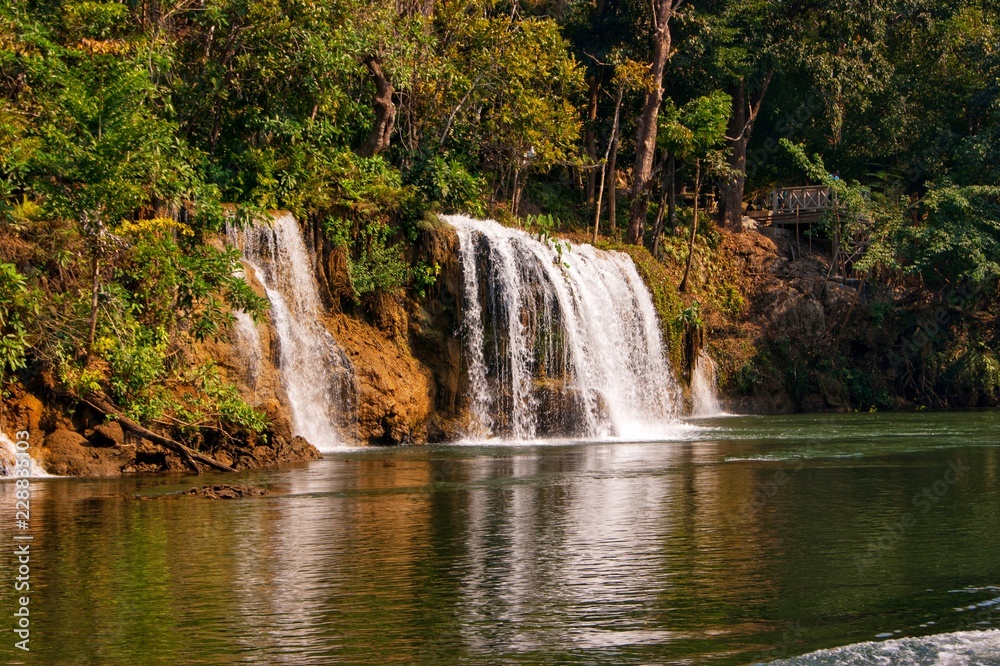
[2,0,999,425]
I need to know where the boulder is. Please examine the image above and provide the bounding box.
[42,428,125,477]
[533,382,603,438]
[271,434,321,461]
[90,421,125,447]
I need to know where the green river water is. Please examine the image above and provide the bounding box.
[2,411,999,664]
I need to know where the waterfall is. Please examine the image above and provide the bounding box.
[0,433,51,477]
[690,351,724,417]
[227,212,354,451]
[448,215,681,440]
[231,310,263,391]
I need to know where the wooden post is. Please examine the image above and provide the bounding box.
[795,207,801,257]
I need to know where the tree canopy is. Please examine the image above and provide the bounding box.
[2,0,999,422]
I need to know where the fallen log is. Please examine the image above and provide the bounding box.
[83,395,236,474]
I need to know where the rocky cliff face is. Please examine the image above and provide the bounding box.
[699,225,852,413]
[10,215,979,478]
[226,215,470,449]
[404,220,471,440]
[703,222,982,414]
[0,218,468,476]
[705,226,852,413]
[218,216,998,442]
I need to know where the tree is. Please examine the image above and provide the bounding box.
[908,185,1000,292]
[626,0,684,245]
[695,0,781,230]
[592,80,623,242]
[656,91,731,291]
[358,55,396,157]
[28,51,196,356]
[591,56,647,241]
[1,7,267,430]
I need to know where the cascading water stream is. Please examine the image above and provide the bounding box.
[227,213,354,451]
[448,215,682,440]
[690,350,724,417]
[230,310,263,392]
[0,433,50,477]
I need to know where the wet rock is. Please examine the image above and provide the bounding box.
[409,302,464,416]
[426,413,465,443]
[331,313,435,445]
[818,375,850,411]
[533,382,607,438]
[5,391,48,447]
[261,398,293,444]
[288,435,318,457]
[410,221,466,416]
[120,440,187,473]
[266,434,321,461]
[183,484,267,499]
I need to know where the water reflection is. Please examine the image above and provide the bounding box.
[0,412,998,664]
[455,444,683,655]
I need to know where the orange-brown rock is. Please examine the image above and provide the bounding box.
[41,428,128,477]
[91,421,125,447]
[328,313,435,445]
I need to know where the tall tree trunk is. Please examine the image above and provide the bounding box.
[585,74,600,204]
[606,126,620,234]
[359,55,396,157]
[511,167,523,216]
[679,158,701,293]
[593,163,606,244]
[86,254,100,358]
[84,212,103,361]
[396,0,433,16]
[627,0,680,245]
[718,73,772,230]
[651,155,671,257]
[668,154,677,230]
[593,85,624,243]
[719,80,748,230]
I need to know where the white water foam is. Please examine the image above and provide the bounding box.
[227,212,354,451]
[0,433,52,478]
[231,310,263,391]
[450,421,721,447]
[691,350,725,416]
[448,215,682,441]
[768,629,1000,665]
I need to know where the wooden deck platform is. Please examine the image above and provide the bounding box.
[747,186,833,228]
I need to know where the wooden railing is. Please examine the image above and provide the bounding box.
[771,186,834,213]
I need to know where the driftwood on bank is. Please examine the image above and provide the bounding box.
[83,394,237,474]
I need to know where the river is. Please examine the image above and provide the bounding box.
[1,411,998,664]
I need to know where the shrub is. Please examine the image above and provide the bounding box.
[0,263,36,384]
[347,222,409,296]
[412,154,486,215]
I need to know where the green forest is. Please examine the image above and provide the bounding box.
[2,0,999,446]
